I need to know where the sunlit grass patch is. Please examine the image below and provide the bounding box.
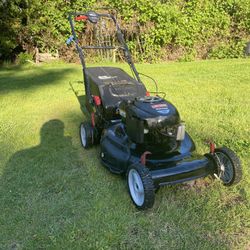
[0,59,249,249]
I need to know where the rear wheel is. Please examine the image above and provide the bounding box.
[127,163,155,210]
[213,147,242,186]
[80,122,93,149]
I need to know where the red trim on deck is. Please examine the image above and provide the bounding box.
[91,113,95,127]
[93,95,101,106]
[140,151,152,165]
[209,142,215,154]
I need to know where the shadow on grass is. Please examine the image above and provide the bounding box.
[0,66,73,93]
[0,119,92,249]
[1,121,246,249]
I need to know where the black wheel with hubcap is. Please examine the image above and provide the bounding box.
[79,122,93,149]
[213,147,242,186]
[127,163,155,210]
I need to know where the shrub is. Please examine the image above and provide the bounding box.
[16,52,33,64]
[208,40,247,59]
[1,0,249,62]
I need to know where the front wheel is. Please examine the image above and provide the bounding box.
[127,164,155,210]
[213,147,242,186]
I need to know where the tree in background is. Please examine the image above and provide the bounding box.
[0,0,26,61]
[0,0,95,62]
[0,0,249,63]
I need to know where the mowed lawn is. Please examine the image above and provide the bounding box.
[0,59,249,249]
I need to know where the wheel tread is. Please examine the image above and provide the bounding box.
[127,163,155,210]
[215,146,242,186]
[80,122,93,149]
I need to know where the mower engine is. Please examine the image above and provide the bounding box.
[119,96,185,153]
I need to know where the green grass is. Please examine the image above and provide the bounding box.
[0,59,249,249]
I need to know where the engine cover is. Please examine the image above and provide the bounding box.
[119,96,185,153]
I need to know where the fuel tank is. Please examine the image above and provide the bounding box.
[129,96,181,127]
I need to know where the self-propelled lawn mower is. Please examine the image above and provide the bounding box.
[67,10,242,209]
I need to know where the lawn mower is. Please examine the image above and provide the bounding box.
[67,10,242,209]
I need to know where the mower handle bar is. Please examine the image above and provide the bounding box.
[67,11,121,46]
[67,10,142,103]
[68,11,113,18]
[68,10,140,75]
[82,45,122,50]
